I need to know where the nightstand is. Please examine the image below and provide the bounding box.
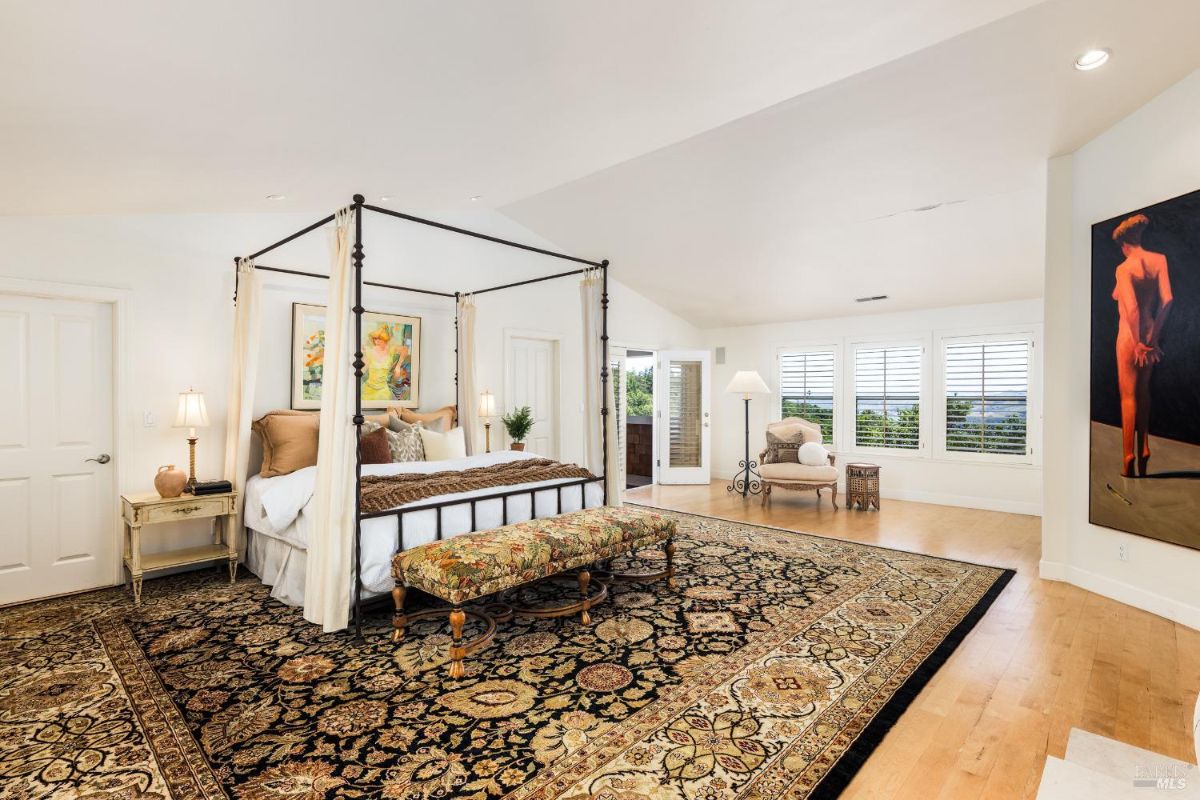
[120,491,239,605]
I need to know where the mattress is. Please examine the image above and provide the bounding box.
[243,450,603,606]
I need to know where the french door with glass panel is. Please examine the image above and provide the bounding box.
[656,350,711,484]
[0,294,116,605]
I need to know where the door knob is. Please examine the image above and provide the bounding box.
[85,453,111,464]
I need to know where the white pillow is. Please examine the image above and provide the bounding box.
[418,426,466,461]
[797,442,828,467]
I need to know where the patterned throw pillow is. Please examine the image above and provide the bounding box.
[391,424,425,462]
[361,421,425,463]
[763,430,803,464]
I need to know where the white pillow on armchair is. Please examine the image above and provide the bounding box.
[797,441,829,467]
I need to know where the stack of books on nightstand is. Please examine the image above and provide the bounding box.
[191,479,233,496]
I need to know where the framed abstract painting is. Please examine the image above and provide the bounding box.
[1089,188,1200,550]
[291,303,422,410]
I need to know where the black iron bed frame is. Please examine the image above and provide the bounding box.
[236,194,609,636]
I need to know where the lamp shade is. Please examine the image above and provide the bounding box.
[173,389,210,428]
[725,370,770,396]
[478,390,497,418]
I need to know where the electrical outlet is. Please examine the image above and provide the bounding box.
[143,410,156,427]
[1118,543,1129,562]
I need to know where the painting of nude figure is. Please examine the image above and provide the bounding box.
[1090,189,1200,550]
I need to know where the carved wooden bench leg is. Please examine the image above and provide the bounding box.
[578,570,592,625]
[391,585,407,642]
[762,483,772,507]
[448,607,467,679]
[831,483,839,510]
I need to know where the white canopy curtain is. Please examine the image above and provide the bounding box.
[457,294,478,454]
[581,269,622,507]
[304,208,358,631]
[223,258,262,548]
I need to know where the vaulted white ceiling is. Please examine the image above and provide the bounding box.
[1,0,1038,216]
[502,0,1200,326]
[2,0,1198,326]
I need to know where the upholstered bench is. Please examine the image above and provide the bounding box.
[391,506,677,678]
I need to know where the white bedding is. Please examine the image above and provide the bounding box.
[243,450,603,606]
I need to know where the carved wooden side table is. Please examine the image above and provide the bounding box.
[845,463,881,511]
[120,491,238,605]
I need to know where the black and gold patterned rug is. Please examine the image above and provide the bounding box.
[0,510,1012,799]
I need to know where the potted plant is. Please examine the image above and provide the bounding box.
[502,406,534,451]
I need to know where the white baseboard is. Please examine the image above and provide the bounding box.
[1040,559,1200,631]
[711,470,1041,516]
[879,487,1041,517]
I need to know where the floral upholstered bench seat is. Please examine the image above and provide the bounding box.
[390,506,677,678]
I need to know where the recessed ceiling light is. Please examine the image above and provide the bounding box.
[380,196,392,202]
[266,194,286,201]
[1074,48,1110,71]
[470,196,481,202]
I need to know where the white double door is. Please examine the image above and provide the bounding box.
[656,349,712,484]
[0,294,116,605]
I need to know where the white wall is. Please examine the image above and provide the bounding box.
[705,299,1044,515]
[1042,69,1200,630]
[0,207,699,567]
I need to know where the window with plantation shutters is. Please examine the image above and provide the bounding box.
[943,338,1030,456]
[854,345,922,450]
[778,350,836,443]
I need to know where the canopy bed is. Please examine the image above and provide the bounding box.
[227,195,615,635]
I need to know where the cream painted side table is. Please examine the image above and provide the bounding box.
[120,491,238,605]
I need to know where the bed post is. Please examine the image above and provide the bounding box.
[351,194,366,639]
[600,260,610,506]
[454,291,460,426]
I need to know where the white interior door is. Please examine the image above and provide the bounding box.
[507,336,559,458]
[656,349,711,484]
[0,294,115,605]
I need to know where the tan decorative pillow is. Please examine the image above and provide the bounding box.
[364,412,392,428]
[253,411,319,478]
[397,405,457,434]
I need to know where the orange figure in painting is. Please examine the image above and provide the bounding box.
[1111,213,1174,477]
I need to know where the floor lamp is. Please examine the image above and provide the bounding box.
[725,370,770,497]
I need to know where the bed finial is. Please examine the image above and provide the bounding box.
[353,194,365,205]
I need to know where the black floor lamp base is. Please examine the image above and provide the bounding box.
[727,460,763,497]
[726,396,763,497]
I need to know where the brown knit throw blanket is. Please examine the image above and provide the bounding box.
[359,458,598,513]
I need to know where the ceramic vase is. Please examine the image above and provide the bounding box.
[154,465,187,498]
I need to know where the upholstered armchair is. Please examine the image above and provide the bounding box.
[758,417,838,508]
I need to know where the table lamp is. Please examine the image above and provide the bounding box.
[478,390,497,453]
[173,388,210,493]
[725,370,770,498]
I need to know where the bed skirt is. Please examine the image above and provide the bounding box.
[244,480,605,609]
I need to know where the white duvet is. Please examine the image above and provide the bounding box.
[243,450,603,601]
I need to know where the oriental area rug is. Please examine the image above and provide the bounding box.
[0,510,1012,800]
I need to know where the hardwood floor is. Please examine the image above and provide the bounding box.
[624,481,1200,799]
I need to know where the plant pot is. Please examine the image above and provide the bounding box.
[510,442,526,451]
[154,465,187,499]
